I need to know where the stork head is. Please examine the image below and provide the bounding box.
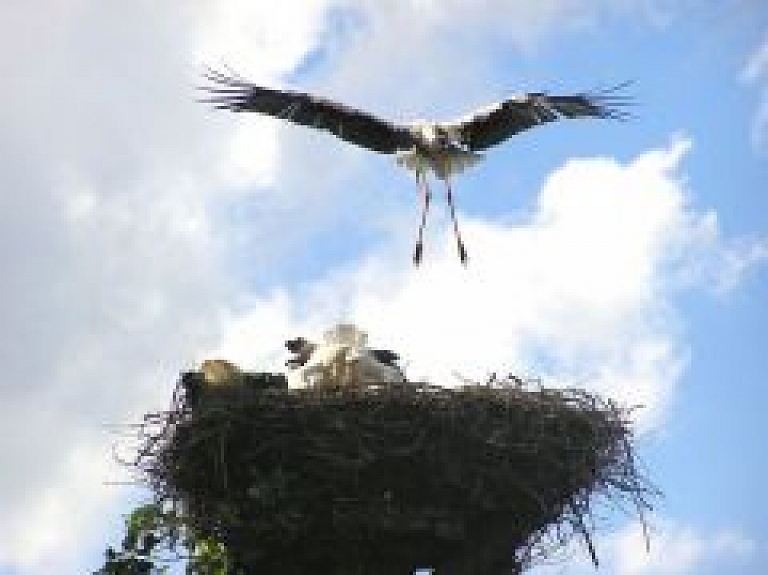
[286,337,311,353]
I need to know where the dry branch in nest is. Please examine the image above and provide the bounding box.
[133,371,657,575]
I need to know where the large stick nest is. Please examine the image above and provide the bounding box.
[134,372,656,574]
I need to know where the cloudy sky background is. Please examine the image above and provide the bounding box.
[0,1,766,573]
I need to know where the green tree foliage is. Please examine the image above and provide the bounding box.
[94,503,229,575]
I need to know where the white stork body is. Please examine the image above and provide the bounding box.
[202,71,631,265]
[285,324,405,389]
[396,123,486,186]
[396,122,484,179]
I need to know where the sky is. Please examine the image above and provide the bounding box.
[0,1,766,574]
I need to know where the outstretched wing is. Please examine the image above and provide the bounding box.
[448,82,634,152]
[200,68,416,154]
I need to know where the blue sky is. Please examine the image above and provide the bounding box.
[0,2,766,574]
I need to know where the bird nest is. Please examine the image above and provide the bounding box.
[133,372,656,574]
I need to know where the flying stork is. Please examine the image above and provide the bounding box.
[202,69,631,265]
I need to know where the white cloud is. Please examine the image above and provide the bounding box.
[614,519,756,575]
[191,1,332,79]
[190,0,337,190]
[616,521,703,574]
[0,1,334,570]
[742,34,768,152]
[710,529,758,556]
[528,518,756,575]
[299,0,668,118]
[1,1,765,573]
[211,137,765,433]
[0,443,117,573]
[677,230,768,295]
[742,35,768,83]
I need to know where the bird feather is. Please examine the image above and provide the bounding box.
[200,68,415,154]
[445,81,634,151]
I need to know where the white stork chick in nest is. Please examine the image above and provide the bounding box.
[201,70,632,265]
[285,324,405,389]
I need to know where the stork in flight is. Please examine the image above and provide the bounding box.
[201,69,631,265]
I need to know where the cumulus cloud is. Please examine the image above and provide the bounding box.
[190,0,337,190]
[0,444,117,573]
[291,0,670,118]
[183,0,711,282]
[210,137,765,433]
[613,519,755,575]
[1,1,765,573]
[529,518,756,575]
[0,0,335,569]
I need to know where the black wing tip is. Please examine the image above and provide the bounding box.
[196,92,250,111]
[197,65,258,111]
[584,80,637,121]
[525,80,637,121]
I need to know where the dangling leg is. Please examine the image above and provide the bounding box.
[444,178,468,265]
[413,171,431,265]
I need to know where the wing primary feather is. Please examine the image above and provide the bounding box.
[199,67,415,154]
[578,80,637,121]
[592,79,635,95]
[202,65,249,89]
[452,80,635,151]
